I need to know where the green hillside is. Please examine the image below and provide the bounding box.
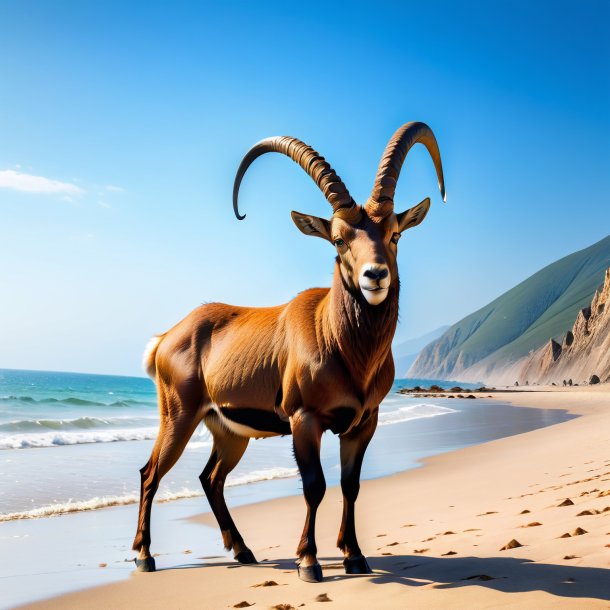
[409,235,610,379]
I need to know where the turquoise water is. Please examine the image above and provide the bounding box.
[0,368,567,520]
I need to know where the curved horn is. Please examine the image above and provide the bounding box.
[233,136,356,220]
[366,122,446,220]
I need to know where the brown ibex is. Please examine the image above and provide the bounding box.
[133,121,445,582]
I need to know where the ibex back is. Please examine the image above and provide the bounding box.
[133,121,446,582]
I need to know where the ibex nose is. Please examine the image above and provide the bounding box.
[363,267,389,281]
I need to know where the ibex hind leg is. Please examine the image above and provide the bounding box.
[132,386,203,571]
[199,411,256,564]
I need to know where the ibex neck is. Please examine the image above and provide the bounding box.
[325,264,399,390]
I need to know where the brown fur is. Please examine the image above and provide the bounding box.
[132,123,445,580]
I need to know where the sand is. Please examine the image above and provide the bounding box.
[19,386,610,609]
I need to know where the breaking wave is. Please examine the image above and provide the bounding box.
[378,403,457,426]
[0,426,162,449]
[0,467,299,521]
[0,395,155,408]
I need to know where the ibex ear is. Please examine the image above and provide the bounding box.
[396,197,431,233]
[291,211,332,242]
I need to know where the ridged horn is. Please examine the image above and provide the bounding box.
[366,122,446,220]
[233,136,357,220]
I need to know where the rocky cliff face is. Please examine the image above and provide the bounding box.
[518,268,610,385]
[408,236,610,384]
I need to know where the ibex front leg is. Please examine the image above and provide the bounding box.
[337,408,378,574]
[291,409,325,582]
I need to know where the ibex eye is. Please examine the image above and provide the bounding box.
[391,233,401,244]
[334,239,345,248]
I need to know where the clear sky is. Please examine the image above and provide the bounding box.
[1,1,609,376]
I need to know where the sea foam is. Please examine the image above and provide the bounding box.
[378,403,457,426]
[0,467,299,521]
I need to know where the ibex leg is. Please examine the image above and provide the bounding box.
[291,409,325,582]
[337,407,378,574]
[132,386,202,571]
[200,414,254,563]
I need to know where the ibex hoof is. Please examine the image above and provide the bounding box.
[234,549,258,564]
[343,555,372,574]
[297,562,323,583]
[134,557,156,572]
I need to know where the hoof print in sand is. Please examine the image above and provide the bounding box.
[251,580,279,587]
[500,539,522,550]
[558,498,574,507]
[315,593,332,602]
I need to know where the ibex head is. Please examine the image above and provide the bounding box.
[233,122,445,306]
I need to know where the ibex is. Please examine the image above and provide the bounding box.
[133,121,445,582]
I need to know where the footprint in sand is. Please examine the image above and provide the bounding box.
[315,593,332,602]
[558,498,574,507]
[519,522,543,528]
[441,551,457,556]
[376,534,387,537]
[571,527,588,536]
[499,539,522,550]
[559,527,587,538]
[252,580,279,587]
[413,548,429,554]
[233,602,253,608]
[519,510,531,514]
[381,552,393,555]
[463,528,480,532]
[463,574,495,581]
[564,555,579,560]
[477,511,498,516]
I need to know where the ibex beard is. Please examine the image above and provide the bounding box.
[133,121,446,583]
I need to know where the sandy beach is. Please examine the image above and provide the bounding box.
[14,385,608,610]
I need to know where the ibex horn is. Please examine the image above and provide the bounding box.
[233,136,358,221]
[366,122,446,221]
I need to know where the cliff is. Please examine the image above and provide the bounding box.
[518,268,610,384]
[408,235,610,383]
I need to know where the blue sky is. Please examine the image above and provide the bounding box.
[1,0,609,376]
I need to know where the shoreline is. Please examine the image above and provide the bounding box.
[12,386,610,609]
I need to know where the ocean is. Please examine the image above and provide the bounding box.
[0,368,573,522]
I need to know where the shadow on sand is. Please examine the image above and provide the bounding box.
[161,553,610,602]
